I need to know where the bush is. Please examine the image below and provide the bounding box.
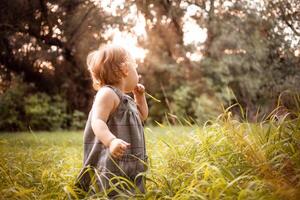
[70,110,86,130]
[170,85,196,118]
[24,93,68,131]
[169,85,222,124]
[0,77,85,132]
[192,93,222,123]
[0,78,28,131]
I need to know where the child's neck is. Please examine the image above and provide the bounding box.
[111,82,126,93]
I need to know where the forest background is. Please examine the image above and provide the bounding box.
[0,0,299,131]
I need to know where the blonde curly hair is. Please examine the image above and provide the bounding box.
[87,44,130,90]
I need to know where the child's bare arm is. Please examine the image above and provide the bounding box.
[91,88,130,158]
[91,88,117,146]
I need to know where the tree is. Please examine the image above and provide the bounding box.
[0,0,125,112]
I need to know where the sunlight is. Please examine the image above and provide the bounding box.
[183,18,207,45]
[102,17,148,62]
[181,2,208,48]
[182,4,208,61]
[98,1,148,62]
[295,49,300,57]
[93,0,210,62]
[109,30,148,62]
[34,59,54,73]
[93,0,125,16]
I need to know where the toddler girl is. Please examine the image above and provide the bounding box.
[75,44,148,198]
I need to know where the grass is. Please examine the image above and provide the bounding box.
[0,112,300,199]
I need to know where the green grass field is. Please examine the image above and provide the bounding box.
[1,114,300,199]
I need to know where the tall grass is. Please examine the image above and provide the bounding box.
[144,115,300,200]
[0,109,299,199]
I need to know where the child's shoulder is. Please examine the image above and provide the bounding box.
[92,86,120,109]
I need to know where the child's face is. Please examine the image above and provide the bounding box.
[123,54,139,93]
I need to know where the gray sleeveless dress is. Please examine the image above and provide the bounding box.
[75,85,148,197]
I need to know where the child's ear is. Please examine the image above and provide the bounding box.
[121,63,129,76]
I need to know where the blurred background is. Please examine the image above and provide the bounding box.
[0,0,299,131]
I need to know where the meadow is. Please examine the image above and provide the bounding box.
[1,111,300,200]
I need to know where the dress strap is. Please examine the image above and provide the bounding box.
[102,85,124,101]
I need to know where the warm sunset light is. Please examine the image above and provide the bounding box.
[98,0,209,62]
[1,0,299,199]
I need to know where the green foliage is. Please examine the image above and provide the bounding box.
[200,1,300,117]
[146,85,232,125]
[1,0,300,125]
[170,85,196,117]
[24,93,68,131]
[70,110,86,130]
[147,96,167,123]
[0,77,28,131]
[192,93,222,123]
[0,78,85,132]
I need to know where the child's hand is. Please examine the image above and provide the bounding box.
[133,83,145,96]
[109,138,130,159]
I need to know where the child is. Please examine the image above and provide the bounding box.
[75,44,148,198]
